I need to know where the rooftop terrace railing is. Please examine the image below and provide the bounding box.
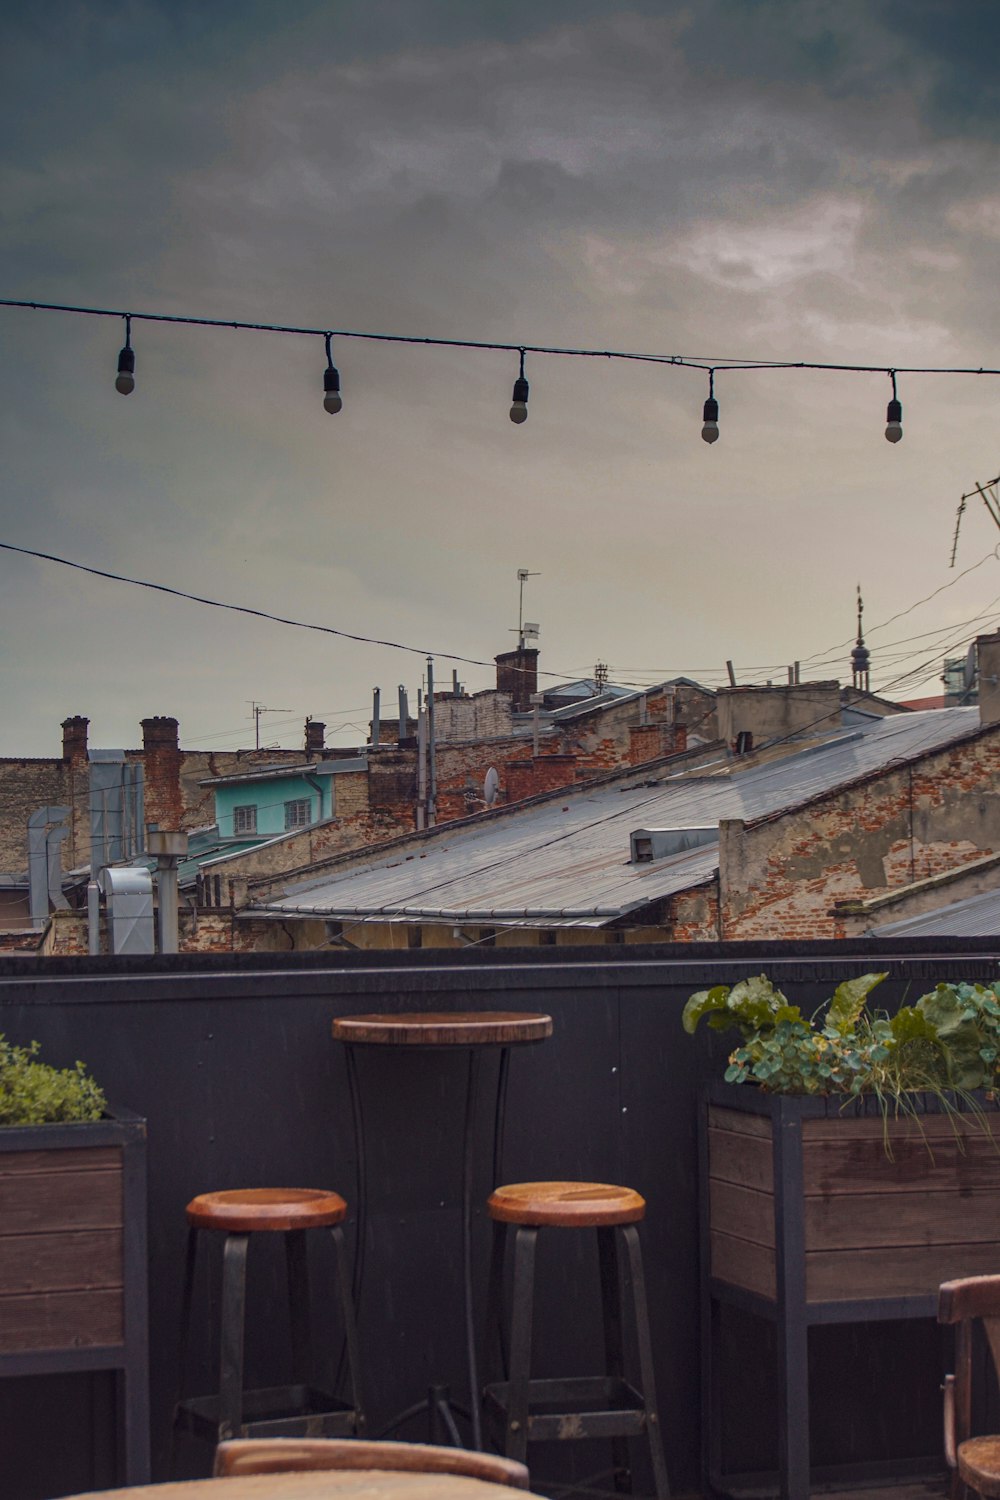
[0,936,994,1499]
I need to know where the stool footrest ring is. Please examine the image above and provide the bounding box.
[485,1375,649,1442]
[176,1384,360,1442]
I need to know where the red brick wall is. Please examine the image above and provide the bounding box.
[719,726,1000,940]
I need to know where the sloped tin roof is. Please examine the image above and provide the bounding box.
[251,707,981,926]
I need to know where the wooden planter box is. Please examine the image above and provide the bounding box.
[0,1107,150,1484]
[700,1083,1000,1500]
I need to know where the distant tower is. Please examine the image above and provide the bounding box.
[851,585,871,692]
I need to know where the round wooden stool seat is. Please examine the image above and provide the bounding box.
[488,1181,646,1228]
[960,1436,1000,1498]
[186,1188,348,1233]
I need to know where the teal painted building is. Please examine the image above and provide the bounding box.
[205,761,357,840]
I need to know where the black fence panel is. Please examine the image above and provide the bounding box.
[1,937,998,1498]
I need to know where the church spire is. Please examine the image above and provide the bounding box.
[851,584,871,691]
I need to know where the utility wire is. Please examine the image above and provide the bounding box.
[0,540,573,682]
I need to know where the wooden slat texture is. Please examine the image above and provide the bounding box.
[0,1231,122,1294]
[807,1240,1000,1301]
[0,1287,123,1353]
[710,1229,776,1300]
[802,1134,1000,1197]
[0,1146,121,1177]
[708,1105,772,1139]
[0,1167,122,1235]
[802,1114,990,1143]
[709,1179,775,1249]
[708,1126,774,1193]
[806,1189,1000,1251]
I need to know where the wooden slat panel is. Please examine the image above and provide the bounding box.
[802,1133,1000,1197]
[802,1115,991,1143]
[710,1229,776,1300]
[0,1147,121,1177]
[0,1232,122,1294]
[806,1189,1000,1251]
[806,1241,1000,1302]
[0,1169,122,1235]
[708,1127,774,1193]
[710,1179,775,1249]
[0,1288,123,1353]
[708,1106,773,1140]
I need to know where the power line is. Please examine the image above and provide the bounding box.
[0,539,569,680]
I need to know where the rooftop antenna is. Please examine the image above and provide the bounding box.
[247,701,291,750]
[950,473,1000,567]
[514,567,540,649]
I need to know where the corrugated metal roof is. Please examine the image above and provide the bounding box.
[251,707,981,925]
[872,886,1000,937]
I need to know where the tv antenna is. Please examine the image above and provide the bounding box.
[513,567,541,648]
[950,473,1000,567]
[247,701,291,749]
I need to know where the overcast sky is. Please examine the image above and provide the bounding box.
[2,1,999,756]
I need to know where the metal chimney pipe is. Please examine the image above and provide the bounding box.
[426,656,437,826]
[372,688,381,747]
[398,685,409,744]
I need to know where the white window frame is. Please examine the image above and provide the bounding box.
[233,804,257,835]
[284,797,312,831]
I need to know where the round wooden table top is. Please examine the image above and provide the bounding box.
[332,1011,553,1047]
[70,1472,543,1500]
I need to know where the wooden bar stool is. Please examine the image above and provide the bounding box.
[484,1182,669,1499]
[172,1188,365,1462]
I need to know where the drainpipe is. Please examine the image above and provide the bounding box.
[303,772,326,821]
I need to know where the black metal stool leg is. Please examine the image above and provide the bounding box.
[170,1226,199,1474]
[599,1225,633,1493]
[621,1225,670,1500]
[285,1229,313,1387]
[331,1223,366,1433]
[218,1232,249,1442]
[505,1225,537,1468]
[484,1217,507,1384]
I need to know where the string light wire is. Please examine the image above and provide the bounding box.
[2,296,998,385]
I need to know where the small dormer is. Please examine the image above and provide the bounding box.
[630,827,716,864]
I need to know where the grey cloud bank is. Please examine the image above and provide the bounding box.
[1,2,998,755]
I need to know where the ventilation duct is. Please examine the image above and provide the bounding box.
[630,826,717,864]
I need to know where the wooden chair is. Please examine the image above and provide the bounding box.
[939,1275,1000,1497]
[214,1438,530,1488]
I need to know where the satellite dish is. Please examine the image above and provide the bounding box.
[965,642,979,692]
[484,768,500,807]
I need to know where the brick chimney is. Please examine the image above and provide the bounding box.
[305,718,326,753]
[141,716,182,830]
[61,716,89,764]
[495,647,539,713]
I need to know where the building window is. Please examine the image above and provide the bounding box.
[284,798,312,830]
[233,805,257,834]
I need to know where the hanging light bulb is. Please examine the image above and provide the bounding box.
[884,372,902,443]
[701,370,719,443]
[115,316,135,395]
[509,348,529,424]
[323,334,342,414]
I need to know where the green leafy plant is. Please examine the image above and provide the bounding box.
[682,974,1000,1102]
[0,1036,106,1126]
